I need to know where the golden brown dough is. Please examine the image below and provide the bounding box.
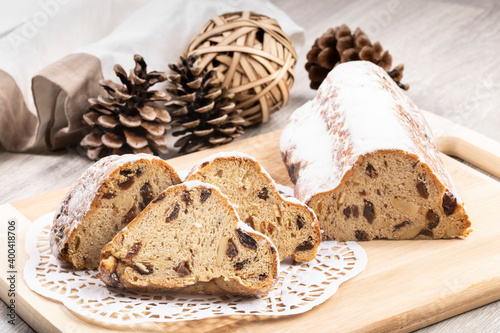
[50,154,181,269]
[186,151,321,262]
[99,181,279,295]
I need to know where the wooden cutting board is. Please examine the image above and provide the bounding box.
[1,111,500,333]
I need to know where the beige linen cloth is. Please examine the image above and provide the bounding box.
[0,0,304,152]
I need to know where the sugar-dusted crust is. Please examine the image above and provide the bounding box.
[99,181,279,295]
[186,151,321,262]
[280,61,471,240]
[49,154,181,269]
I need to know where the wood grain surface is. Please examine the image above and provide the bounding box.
[1,0,499,332]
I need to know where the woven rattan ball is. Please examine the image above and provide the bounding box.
[187,11,297,125]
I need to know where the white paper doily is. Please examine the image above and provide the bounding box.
[24,211,367,324]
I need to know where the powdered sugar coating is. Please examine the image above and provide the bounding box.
[177,169,190,181]
[280,61,462,205]
[182,180,220,191]
[275,183,294,197]
[49,154,168,261]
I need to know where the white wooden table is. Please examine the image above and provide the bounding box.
[1,0,499,331]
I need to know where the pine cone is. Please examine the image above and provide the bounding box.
[165,53,245,154]
[305,25,408,90]
[80,55,171,160]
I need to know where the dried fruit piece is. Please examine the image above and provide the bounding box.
[120,170,133,177]
[296,216,305,230]
[257,187,269,200]
[200,188,212,203]
[419,229,433,237]
[102,192,116,199]
[110,271,121,286]
[295,236,314,251]
[237,229,258,250]
[426,209,440,229]
[355,230,369,241]
[140,182,154,206]
[365,163,378,178]
[166,202,180,222]
[343,206,352,218]
[181,191,193,206]
[121,207,137,225]
[234,259,250,270]
[118,176,135,190]
[244,217,255,229]
[226,239,238,258]
[352,205,359,218]
[416,177,429,199]
[286,160,301,184]
[258,273,268,281]
[125,242,142,259]
[363,200,375,223]
[175,262,191,277]
[442,191,457,216]
[394,221,411,230]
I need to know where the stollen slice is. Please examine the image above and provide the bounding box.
[50,154,181,269]
[99,181,279,295]
[186,152,321,262]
